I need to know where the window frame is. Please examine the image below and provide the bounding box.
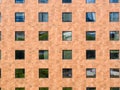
[15,12,25,22]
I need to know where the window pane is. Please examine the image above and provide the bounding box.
[15,50,25,59]
[39,12,48,22]
[39,31,48,41]
[110,69,120,78]
[39,50,48,59]
[63,87,72,90]
[15,31,25,41]
[39,87,48,90]
[110,87,119,90]
[86,12,96,22]
[15,12,25,22]
[39,69,49,78]
[15,0,24,3]
[86,50,96,59]
[86,31,96,40]
[0,31,1,41]
[86,0,95,3]
[15,88,25,90]
[86,68,96,78]
[0,69,1,78]
[110,12,119,22]
[110,50,119,59]
[15,69,25,78]
[86,87,96,90]
[0,13,1,22]
[110,0,119,3]
[62,0,72,3]
[62,12,72,22]
[110,31,119,41]
[62,50,72,59]
[62,31,72,41]
[63,68,72,78]
[39,0,48,3]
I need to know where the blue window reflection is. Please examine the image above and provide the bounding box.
[15,12,25,22]
[15,0,24,3]
[39,0,48,3]
[86,0,95,3]
[86,12,96,22]
[110,0,119,3]
[39,12,48,22]
[110,12,119,22]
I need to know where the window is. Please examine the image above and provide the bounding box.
[0,31,1,41]
[110,12,119,22]
[39,12,48,22]
[62,0,72,3]
[86,68,96,78]
[62,12,72,22]
[110,31,119,41]
[110,0,119,3]
[63,87,72,90]
[110,87,120,90]
[15,31,25,41]
[62,31,72,41]
[86,0,95,3]
[62,68,72,78]
[39,50,48,60]
[86,87,96,90]
[39,87,49,90]
[15,0,25,3]
[86,12,96,22]
[86,50,96,59]
[39,31,48,41]
[39,0,48,3]
[15,12,25,22]
[0,69,1,78]
[39,68,49,78]
[110,68,120,78]
[62,50,72,59]
[110,50,119,59]
[15,50,25,59]
[15,87,25,90]
[0,13,1,22]
[15,69,25,78]
[86,31,96,40]
[0,50,1,60]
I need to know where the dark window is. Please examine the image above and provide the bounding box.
[86,87,96,90]
[0,69,1,78]
[0,13,1,22]
[110,68,120,78]
[62,12,72,22]
[110,87,120,90]
[86,12,96,22]
[110,31,119,41]
[15,0,24,3]
[15,69,25,78]
[0,31,1,41]
[63,87,72,90]
[15,87,25,90]
[15,12,25,22]
[39,12,48,22]
[39,87,49,90]
[0,50,1,60]
[39,50,48,59]
[62,50,72,59]
[15,31,25,41]
[62,0,72,3]
[86,68,96,78]
[86,0,95,3]
[110,0,119,3]
[86,50,96,59]
[62,68,72,78]
[15,50,25,59]
[110,12,119,22]
[110,50,119,59]
[62,31,72,41]
[86,31,96,40]
[39,31,48,41]
[39,0,48,3]
[39,69,49,78]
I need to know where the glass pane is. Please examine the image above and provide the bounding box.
[110,69,120,78]
[39,87,48,90]
[39,31,48,40]
[15,0,24,3]
[110,31,119,40]
[15,69,25,78]
[110,12,119,22]
[62,13,72,22]
[15,88,25,90]
[39,69,48,78]
[110,87,119,90]
[86,31,96,40]
[110,50,119,59]
[86,0,95,3]
[86,12,96,22]
[15,50,25,59]
[62,31,72,41]
[39,13,48,22]
[15,31,25,41]
[62,50,72,59]
[15,13,25,22]
[63,87,72,90]
[63,69,72,78]
[39,50,48,59]
[62,0,72,3]
[110,0,119,3]
[86,50,96,59]
[87,87,96,90]
[86,68,96,78]
[39,0,48,3]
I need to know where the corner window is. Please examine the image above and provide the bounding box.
[110,31,119,41]
[39,87,49,90]
[86,68,96,78]
[62,31,72,41]
[62,50,72,59]
[110,50,119,59]
[110,12,119,22]
[62,68,72,78]
[15,69,25,78]
[86,12,96,22]
[15,88,25,90]
[86,31,96,40]
[63,87,72,90]
[62,12,72,22]
[39,31,48,41]
[39,0,48,3]
[15,50,25,59]
[110,87,120,90]
[39,12,48,22]
[62,0,72,3]
[86,0,95,3]
[110,0,119,3]
[15,12,25,22]
[110,68,120,78]
[86,87,96,90]
[39,68,49,78]
[86,50,96,59]
[39,50,48,60]
[15,0,25,3]
[15,31,25,41]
